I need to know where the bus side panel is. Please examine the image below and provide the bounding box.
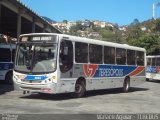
[152,74,160,80]
[58,67,76,93]
[57,79,76,93]
[72,64,146,91]
[73,64,92,90]
[89,69,146,90]
[0,62,14,80]
[130,68,146,86]
[146,72,152,79]
[88,78,124,90]
[146,73,160,80]
[146,66,160,80]
[130,76,146,87]
[0,70,7,80]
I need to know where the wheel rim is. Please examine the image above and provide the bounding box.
[124,80,129,91]
[75,84,82,93]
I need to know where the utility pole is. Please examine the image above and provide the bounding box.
[153,3,156,20]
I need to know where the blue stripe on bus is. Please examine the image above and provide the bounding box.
[83,64,145,78]
[0,63,13,70]
[23,75,47,80]
[146,66,158,73]
[93,65,139,77]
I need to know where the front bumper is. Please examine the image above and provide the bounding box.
[14,81,57,94]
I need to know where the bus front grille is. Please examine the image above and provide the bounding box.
[21,79,42,83]
[20,87,41,90]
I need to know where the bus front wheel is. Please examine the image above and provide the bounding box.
[74,80,86,98]
[123,77,130,93]
[146,78,150,81]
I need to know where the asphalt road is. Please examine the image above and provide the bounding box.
[0,80,160,120]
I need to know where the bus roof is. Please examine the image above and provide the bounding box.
[20,33,146,52]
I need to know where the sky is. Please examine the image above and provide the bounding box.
[20,0,160,26]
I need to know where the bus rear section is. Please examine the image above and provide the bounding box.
[146,56,160,81]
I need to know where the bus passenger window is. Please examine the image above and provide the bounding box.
[156,57,160,66]
[75,42,88,63]
[151,58,156,66]
[89,44,102,64]
[116,48,126,65]
[136,51,144,66]
[59,40,73,73]
[104,46,115,64]
[0,48,11,62]
[127,50,136,65]
[147,58,151,66]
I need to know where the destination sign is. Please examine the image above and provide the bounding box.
[32,36,52,41]
[20,35,57,42]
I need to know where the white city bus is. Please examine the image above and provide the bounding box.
[146,55,160,81]
[0,34,16,84]
[13,33,146,97]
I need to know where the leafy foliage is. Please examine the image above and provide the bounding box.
[125,19,160,55]
[128,34,160,55]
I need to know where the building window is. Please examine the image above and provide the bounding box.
[75,42,88,63]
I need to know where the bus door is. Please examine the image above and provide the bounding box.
[59,39,73,79]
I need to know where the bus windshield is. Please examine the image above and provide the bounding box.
[15,42,57,74]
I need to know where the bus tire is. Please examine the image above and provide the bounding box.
[5,71,13,84]
[146,78,149,81]
[123,77,130,93]
[74,80,86,98]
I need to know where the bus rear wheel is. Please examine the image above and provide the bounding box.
[74,81,86,98]
[146,78,149,81]
[123,77,130,93]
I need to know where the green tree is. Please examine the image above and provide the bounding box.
[63,20,68,24]
[130,18,140,26]
[154,19,160,32]
[126,25,142,40]
[128,34,160,55]
[99,28,115,42]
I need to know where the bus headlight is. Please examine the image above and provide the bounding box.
[51,76,56,83]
